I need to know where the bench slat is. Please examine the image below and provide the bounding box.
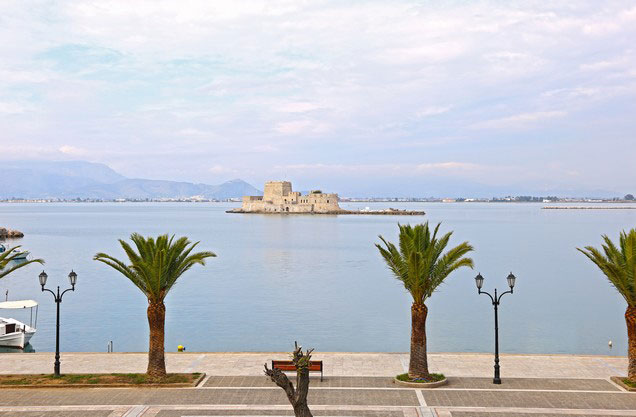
[271,360,324,380]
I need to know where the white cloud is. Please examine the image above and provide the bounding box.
[208,165,237,174]
[416,106,452,118]
[0,102,32,114]
[0,1,634,192]
[415,162,480,172]
[278,102,323,113]
[276,162,484,176]
[275,120,329,135]
[58,145,89,156]
[472,111,567,129]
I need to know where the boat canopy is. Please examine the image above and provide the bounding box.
[0,300,38,309]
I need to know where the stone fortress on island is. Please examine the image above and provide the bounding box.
[241,181,339,213]
[228,181,425,215]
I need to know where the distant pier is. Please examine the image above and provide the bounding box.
[542,206,636,210]
[227,208,425,215]
[232,181,424,215]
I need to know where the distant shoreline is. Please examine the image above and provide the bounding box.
[226,209,426,215]
[543,206,636,210]
[2,200,636,204]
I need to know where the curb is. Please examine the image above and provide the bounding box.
[0,372,206,389]
[393,376,448,388]
[610,376,636,392]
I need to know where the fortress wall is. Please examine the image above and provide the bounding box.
[240,181,341,213]
[241,196,264,211]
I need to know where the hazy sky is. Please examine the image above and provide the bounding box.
[1,1,635,196]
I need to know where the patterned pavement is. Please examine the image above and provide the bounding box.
[0,375,634,416]
[0,353,633,416]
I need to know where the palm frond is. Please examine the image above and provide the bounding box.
[94,234,216,302]
[0,245,45,279]
[376,222,474,304]
[578,229,636,306]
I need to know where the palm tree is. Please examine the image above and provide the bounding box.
[578,229,636,382]
[0,245,44,280]
[94,233,215,378]
[376,222,474,379]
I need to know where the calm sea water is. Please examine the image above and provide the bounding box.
[0,202,634,356]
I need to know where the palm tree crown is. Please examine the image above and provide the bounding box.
[0,245,44,280]
[94,233,216,302]
[578,228,636,382]
[376,222,474,303]
[578,228,636,306]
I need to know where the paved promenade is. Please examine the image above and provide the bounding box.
[0,352,632,417]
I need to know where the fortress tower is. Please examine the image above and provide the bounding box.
[239,181,341,213]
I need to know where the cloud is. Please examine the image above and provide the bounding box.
[471,111,567,129]
[275,120,329,135]
[0,102,32,114]
[208,164,238,174]
[58,145,89,156]
[416,106,452,118]
[415,162,480,172]
[276,162,484,176]
[278,102,324,113]
[0,1,634,192]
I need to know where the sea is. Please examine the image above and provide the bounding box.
[0,202,634,355]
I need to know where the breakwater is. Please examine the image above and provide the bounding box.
[542,206,636,210]
[227,208,425,215]
[0,228,23,238]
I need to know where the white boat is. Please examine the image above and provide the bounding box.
[0,300,38,349]
[0,244,29,260]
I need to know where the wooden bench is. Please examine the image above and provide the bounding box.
[271,360,323,381]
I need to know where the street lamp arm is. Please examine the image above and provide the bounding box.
[497,289,513,304]
[478,289,495,304]
[41,287,58,302]
[59,287,74,300]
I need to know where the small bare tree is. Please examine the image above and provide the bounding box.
[264,342,314,417]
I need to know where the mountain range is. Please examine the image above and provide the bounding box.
[0,161,261,200]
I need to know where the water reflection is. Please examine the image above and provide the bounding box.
[0,343,35,353]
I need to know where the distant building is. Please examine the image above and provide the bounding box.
[239,181,341,213]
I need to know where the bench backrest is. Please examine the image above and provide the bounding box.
[272,360,323,372]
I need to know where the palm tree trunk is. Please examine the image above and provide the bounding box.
[408,302,429,379]
[627,306,636,381]
[147,301,167,378]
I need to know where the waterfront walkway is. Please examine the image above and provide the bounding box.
[0,352,632,416]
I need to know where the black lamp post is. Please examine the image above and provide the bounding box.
[39,270,77,376]
[474,272,516,384]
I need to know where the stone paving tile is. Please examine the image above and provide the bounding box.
[445,377,620,391]
[155,410,404,416]
[204,376,395,388]
[450,413,634,417]
[0,413,112,417]
[203,376,620,391]
[423,390,636,410]
[0,353,627,379]
[0,388,419,406]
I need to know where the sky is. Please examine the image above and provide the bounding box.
[0,0,635,197]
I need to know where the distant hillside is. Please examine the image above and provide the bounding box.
[0,161,261,200]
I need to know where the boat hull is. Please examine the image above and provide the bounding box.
[0,330,34,349]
